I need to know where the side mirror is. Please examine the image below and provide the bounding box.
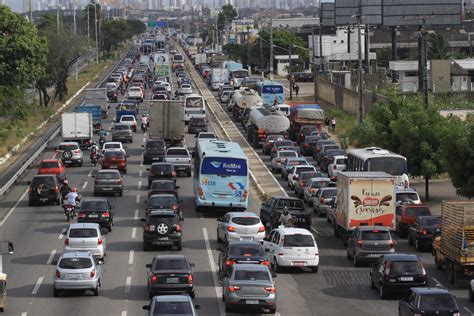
[190,263,196,268]
[145,264,152,269]
[194,305,201,310]
[143,305,150,310]
[176,186,180,189]
[140,218,146,222]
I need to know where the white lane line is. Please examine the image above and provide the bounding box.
[202,228,225,315]
[32,276,44,295]
[0,188,28,227]
[51,152,57,159]
[131,227,137,239]
[139,170,143,177]
[88,170,92,177]
[121,311,127,316]
[140,161,144,167]
[142,137,146,143]
[58,228,66,240]
[134,209,139,220]
[136,195,140,204]
[464,307,473,315]
[128,250,134,265]
[21,313,27,316]
[125,276,132,293]
[46,249,57,265]
[138,181,142,190]
[82,181,88,189]
[431,277,442,286]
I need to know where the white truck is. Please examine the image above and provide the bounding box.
[211,68,229,91]
[194,53,207,66]
[247,106,290,148]
[334,171,396,242]
[61,112,93,149]
[149,100,185,144]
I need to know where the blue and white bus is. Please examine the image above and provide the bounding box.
[256,81,285,106]
[194,139,249,212]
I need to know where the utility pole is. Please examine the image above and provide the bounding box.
[312,25,318,101]
[95,3,99,64]
[73,0,78,82]
[87,5,90,42]
[288,32,293,100]
[391,26,397,82]
[419,20,428,109]
[364,25,370,73]
[357,0,363,124]
[270,17,274,80]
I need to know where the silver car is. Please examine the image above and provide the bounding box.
[53,251,102,297]
[63,223,106,260]
[56,142,84,167]
[303,177,331,205]
[217,212,266,244]
[93,169,123,196]
[346,226,396,267]
[271,150,298,173]
[143,295,200,316]
[222,264,277,314]
[312,187,337,217]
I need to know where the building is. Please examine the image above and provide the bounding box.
[230,18,257,44]
[451,59,474,91]
[275,54,299,76]
[389,61,431,93]
[261,16,319,29]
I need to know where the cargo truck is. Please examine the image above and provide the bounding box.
[74,104,102,132]
[289,104,325,139]
[194,53,207,66]
[335,171,396,242]
[432,201,474,284]
[148,100,185,144]
[83,88,109,119]
[61,112,93,149]
[247,106,290,148]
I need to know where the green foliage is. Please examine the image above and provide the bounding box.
[375,48,391,68]
[102,19,145,52]
[427,32,450,60]
[0,86,30,120]
[217,4,237,29]
[0,5,47,88]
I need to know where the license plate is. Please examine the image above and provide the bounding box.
[67,273,82,280]
[102,188,113,191]
[40,198,48,202]
[367,254,381,257]
[293,261,306,266]
[246,300,259,305]
[153,157,160,160]
[88,214,99,218]
[65,160,72,163]
[176,167,185,170]
[399,277,414,281]
[158,237,169,241]
[110,165,118,169]
[166,277,179,283]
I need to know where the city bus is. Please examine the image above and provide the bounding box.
[194,139,249,212]
[256,81,285,106]
[184,94,206,124]
[346,147,409,189]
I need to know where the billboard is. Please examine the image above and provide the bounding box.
[335,0,382,25]
[321,2,335,26]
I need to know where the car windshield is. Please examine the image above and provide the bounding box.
[114,125,130,131]
[283,234,314,247]
[40,161,59,168]
[167,149,188,156]
[58,144,79,151]
[121,117,134,122]
[229,245,264,257]
[422,217,441,226]
[390,261,422,275]
[322,189,337,198]
[69,228,98,238]
[276,199,305,210]
[231,217,260,226]
[369,157,406,176]
[361,230,390,240]
[311,180,330,188]
[153,301,193,315]
[234,270,270,281]
[80,201,108,211]
[149,196,177,206]
[104,151,125,159]
[59,257,93,269]
[198,134,216,139]
[419,294,457,309]
[97,172,120,179]
[146,140,165,149]
[154,258,189,270]
[406,207,431,216]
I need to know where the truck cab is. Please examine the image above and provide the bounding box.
[260,196,311,230]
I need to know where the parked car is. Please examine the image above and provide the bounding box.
[271,150,298,173]
[346,226,396,267]
[264,227,319,273]
[37,159,66,182]
[142,138,166,164]
[77,198,115,232]
[396,204,431,238]
[218,242,269,277]
[63,223,106,260]
[188,116,208,134]
[56,142,84,167]
[111,123,133,143]
[143,295,200,316]
[370,254,427,299]
[399,288,459,316]
[217,212,266,244]
[222,264,277,314]
[53,251,102,297]
[408,215,441,251]
[93,169,123,197]
[312,187,337,217]
[28,175,61,206]
[303,177,331,205]
[141,210,182,251]
[101,149,127,174]
[147,163,177,187]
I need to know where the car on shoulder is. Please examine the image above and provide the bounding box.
[63,223,106,260]
[101,149,127,174]
[111,123,133,143]
[142,138,166,164]
[346,226,396,267]
[37,159,66,182]
[56,142,84,167]
[53,251,102,297]
[143,295,200,316]
[77,198,115,232]
[396,204,431,238]
[141,210,182,251]
[93,169,123,196]
[223,264,277,314]
[399,287,459,316]
[216,212,266,244]
[147,163,177,187]
[218,241,269,277]
[408,215,441,251]
[28,174,61,206]
[145,255,195,298]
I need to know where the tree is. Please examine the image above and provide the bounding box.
[102,19,145,52]
[217,4,237,29]
[427,32,450,60]
[375,48,391,68]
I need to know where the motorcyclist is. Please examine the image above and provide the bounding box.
[140,114,148,132]
[64,188,80,214]
[279,207,294,228]
[97,129,107,146]
[60,180,71,201]
[89,142,100,161]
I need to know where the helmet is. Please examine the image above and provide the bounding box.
[63,180,69,185]
[91,142,96,146]
[72,188,78,192]
[142,114,146,117]
[283,207,289,215]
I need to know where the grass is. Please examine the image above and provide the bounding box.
[320,106,357,149]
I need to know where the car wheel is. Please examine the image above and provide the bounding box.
[56,198,61,205]
[407,234,412,245]
[216,229,223,243]
[107,225,112,232]
[326,213,330,223]
[148,291,154,299]
[53,286,60,297]
[346,249,351,259]
[119,191,123,197]
[273,257,281,273]
[353,253,359,267]
[267,307,277,314]
[187,171,191,177]
[310,266,318,273]
[93,285,99,296]
[189,291,195,299]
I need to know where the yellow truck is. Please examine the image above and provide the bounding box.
[432,201,474,284]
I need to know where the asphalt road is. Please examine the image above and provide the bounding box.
[0,47,473,316]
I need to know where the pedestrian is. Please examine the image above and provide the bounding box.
[325,117,330,127]
[331,116,336,132]
[294,83,300,97]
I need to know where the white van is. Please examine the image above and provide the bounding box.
[263,227,319,273]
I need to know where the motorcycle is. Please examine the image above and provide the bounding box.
[99,137,106,147]
[90,152,99,166]
[64,204,76,222]
[141,123,148,133]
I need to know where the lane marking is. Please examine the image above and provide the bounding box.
[463,307,473,315]
[139,170,143,177]
[202,228,225,315]
[131,227,137,239]
[136,195,140,204]
[0,188,28,227]
[32,276,44,295]
[140,161,144,167]
[138,181,142,190]
[128,250,134,265]
[58,228,66,240]
[143,137,146,143]
[82,181,88,189]
[431,277,442,286]
[125,276,131,293]
[121,311,127,316]
[21,313,27,316]
[88,170,92,177]
[134,209,139,220]
[51,152,57,159]
[46,249,57,265]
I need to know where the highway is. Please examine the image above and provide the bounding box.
[0,44,473,316]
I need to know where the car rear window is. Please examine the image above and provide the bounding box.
[280,151,297,158]
[153,302,193,315]
[97,172,120,179]
[149,214,176,225]
[80,201,108,211]
[361,230,391,240]
[69,228,98,238]
[58,144,79,151]
[406,207,431,216]
[31,176,56,187]
[310,180,330,188]
[234,270,270,281]
[276,199,305,210]
[104,144,121,150]
[397,192,419,202]
[283,234,315,247]
[40,161,59,168]
[167,149,188,156]
[300,172,318,180]
[151,164,173,173]
[390,261,422,275]
[419,294,457,309]
[114,125,131,131]
[198,134,216,139]
[121,116,134,122]
[104,151,125,159]
[276,141,294,147]
[229,245,265,257]
[191,119,206,127]
[146,140,165,149]
[336,158,347,164]
[59,257,93,269]
[151,181,175,190]
[154,258,189,270]
[422,217,441,226]
[149,196,177,207]
[231,217,260,226]
[322,189,337,198]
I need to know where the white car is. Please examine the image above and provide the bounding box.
[327,155,347,178]
[127,87,144,102]
[287,165,317,189]
[63,223,106,260]
[271,150,298,173]
[196,132,217,140]
[101,141,126,154]
[156,76,168,82]
[263,227,319,273]
[178,84,193,95]
[216,212,266,244]
[396,188,422,206]
[119,115,137,132]
[155,81,172,93]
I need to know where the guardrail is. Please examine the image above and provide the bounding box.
[0,46,133,199]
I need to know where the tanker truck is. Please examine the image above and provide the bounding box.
[232,88,263,122]
[246,106,290,148]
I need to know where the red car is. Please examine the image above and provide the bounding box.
[101,149,127,174]
[37,159,66,182]
[396,204,432,238]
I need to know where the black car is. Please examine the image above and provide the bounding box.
[316,144,340,164]
[147,194,182,219]
[148,180,180,199]
[260,196,312,230]
[297,125,318,144]
[218,242,269,277]
[141,210,182,251]
[77,198,115,232]
[300,135,322,156]
[145,254,194,298]
[408,216,441,251]
[147,162,177,187]
[28,175,61,206]
[399,287,459,316]
[370,254,427,299]
[312,139,336,160]
[187,117,208,134]
[142,139,166,164]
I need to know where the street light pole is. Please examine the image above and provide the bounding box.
[270,17,274,80]
[357,1,363,124]
[56,5,60,35]
[95,3,99,64]
[312,26,318,102]
[73,0,78,82]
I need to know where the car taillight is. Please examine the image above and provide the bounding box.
[90,269,96,278]
[102,212,110,218]
[262,260,270,266]
[320,197,325,203]
[65,238,69,246]
[98,238,103,245]
[228,286,240,292]
[174,224,182,232]
[56,270,61,278]
[300,133,304,137]
[241,190,248,201]
[309,188,315,193]
[305,144,309,147]
[54,185,59,193]
[419,230,427,235]
[172,171,176,177]
[198,187,205,200]
[117,179,123,185]
[258,226,265,232]
[227,226,236,232]
[389,240,396,249]
[74,150,80,154]
[187,274,193,284]
[264,286,276,293]
[151,275,158,284]
[144,224,150,232]
[78,212,86,218]
[225,260,235,266]
[419,262,426,275]
[299,181,305,187]
[357,240,363,248]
